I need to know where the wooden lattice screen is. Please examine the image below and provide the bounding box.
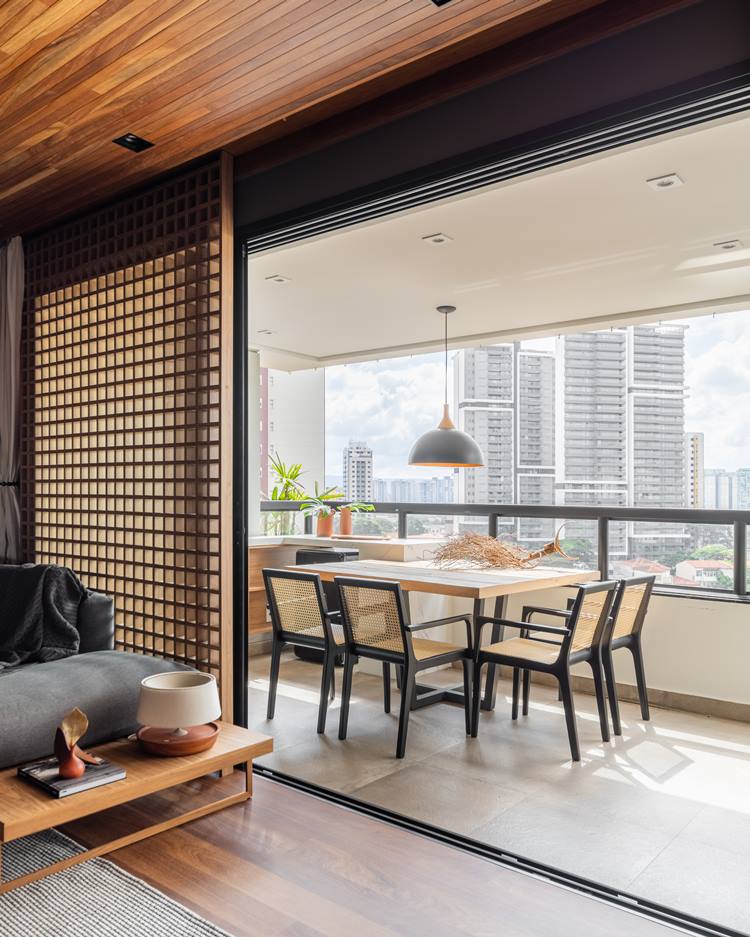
[20,156,234,713]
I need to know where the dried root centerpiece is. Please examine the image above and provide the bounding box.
[433,530,572,570]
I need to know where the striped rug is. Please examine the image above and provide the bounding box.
[1,829,232,936]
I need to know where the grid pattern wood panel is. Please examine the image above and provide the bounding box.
[20,161,228,690]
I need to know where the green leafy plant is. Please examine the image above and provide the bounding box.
[300,482,345,518]
[264,454,307,535]
[343,502,375,514]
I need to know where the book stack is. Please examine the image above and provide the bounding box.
[18,757,126,798]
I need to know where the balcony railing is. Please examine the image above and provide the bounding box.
[258,501,750,602]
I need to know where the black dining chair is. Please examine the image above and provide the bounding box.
[602,574,655,735]
[335,576,474,758]
[471,581,618,760]
[522,574,656,737]
[263,568,345,734]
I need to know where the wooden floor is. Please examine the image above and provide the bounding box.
[63,773,676,937]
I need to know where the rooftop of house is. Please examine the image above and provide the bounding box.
[678,559,733,569]
[619,558,671,573]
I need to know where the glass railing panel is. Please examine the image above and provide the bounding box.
[261,508,306,536]
[348,511,399,537]
[612,522,734,590]
[406,514,490,540]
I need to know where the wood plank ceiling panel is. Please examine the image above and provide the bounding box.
[0,0,610,236]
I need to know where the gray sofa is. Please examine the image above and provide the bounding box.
[0,588,192,769]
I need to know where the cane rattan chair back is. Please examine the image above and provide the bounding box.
[610,576,654,640]
[336,579,408,655]
[262,568,343,734]
[263,569,329,642]
[568,582,617,654]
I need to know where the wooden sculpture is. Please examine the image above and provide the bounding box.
[53,708,103,779]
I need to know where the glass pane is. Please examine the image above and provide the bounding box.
[406,514,488,539]
[502,517,598,571]
[612,522,734,589]
[349,511,398,537]
[262,509,306,536]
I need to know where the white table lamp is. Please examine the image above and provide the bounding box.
[136,671,221,756]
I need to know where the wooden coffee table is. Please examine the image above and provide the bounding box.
[0,721,272,893]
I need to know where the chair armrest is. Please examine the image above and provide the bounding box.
[522,605,572,623]
[406,614,472,631]
[407,614,473,649]
[476,615,569,639]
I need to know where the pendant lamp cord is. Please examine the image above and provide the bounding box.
[444,311,448,405]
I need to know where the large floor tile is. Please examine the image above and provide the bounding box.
[469,796,675,890]
[351,762,527,835]
[630,837,750,934]
[677,803,750,860]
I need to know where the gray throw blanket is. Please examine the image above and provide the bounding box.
[0,564,84,670]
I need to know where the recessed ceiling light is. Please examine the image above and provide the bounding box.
[264,274,290,284]
[646,173,684,191]
[112,132,154,153]
[422,233,453,245]
[713,239,743,251]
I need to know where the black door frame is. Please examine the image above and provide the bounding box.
[231,70,750,722]
[230,69,750,937]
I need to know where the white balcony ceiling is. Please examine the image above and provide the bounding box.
[249,112,750,370]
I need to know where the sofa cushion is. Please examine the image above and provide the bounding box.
[77,590,115,653]
[0,651,194,769]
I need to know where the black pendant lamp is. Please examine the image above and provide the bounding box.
[408,305,485,468]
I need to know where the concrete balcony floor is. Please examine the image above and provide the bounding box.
[250,651,750,934]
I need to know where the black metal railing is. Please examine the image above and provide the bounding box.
[259,501,750,602]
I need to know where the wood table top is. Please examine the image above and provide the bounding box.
[286,559,599,599]
[0,722,272,842]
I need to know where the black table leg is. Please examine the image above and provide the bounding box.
[481,594,506,711]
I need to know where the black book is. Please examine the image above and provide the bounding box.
[18,756,126,798]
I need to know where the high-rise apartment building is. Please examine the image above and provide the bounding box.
[628,324,687,557]
[735,468,750,509]
[454,346,515,505]
[705,468,736,509]
[373,476,454,503]
[684,432,705,508]
[450,328,691,556]
[455,344,555,542]
[259,367,325,496]
[556,329,628,506]
[342,440,373,501]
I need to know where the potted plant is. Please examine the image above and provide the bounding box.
[339,501,375,536]
[264,454,306,535]
[300,483,345,537]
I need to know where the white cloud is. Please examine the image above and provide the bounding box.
[325,353,452,478]
[684,311,750,470]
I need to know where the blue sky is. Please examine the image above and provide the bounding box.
[324,310,750,479]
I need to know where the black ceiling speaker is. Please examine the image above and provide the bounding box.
[431,0,454,5]
[112,133,154,153]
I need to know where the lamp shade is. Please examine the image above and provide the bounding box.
[137,671,221,729]
[408,404,485,467]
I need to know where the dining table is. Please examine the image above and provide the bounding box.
[286,558,600,712]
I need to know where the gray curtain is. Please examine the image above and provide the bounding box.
[0,236,23,563]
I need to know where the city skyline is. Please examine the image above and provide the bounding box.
[323,310,750,480]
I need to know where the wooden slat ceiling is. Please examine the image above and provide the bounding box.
[0,0,615,237]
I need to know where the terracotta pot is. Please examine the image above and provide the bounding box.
[339,507,353,536]
[316,512,334,537]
